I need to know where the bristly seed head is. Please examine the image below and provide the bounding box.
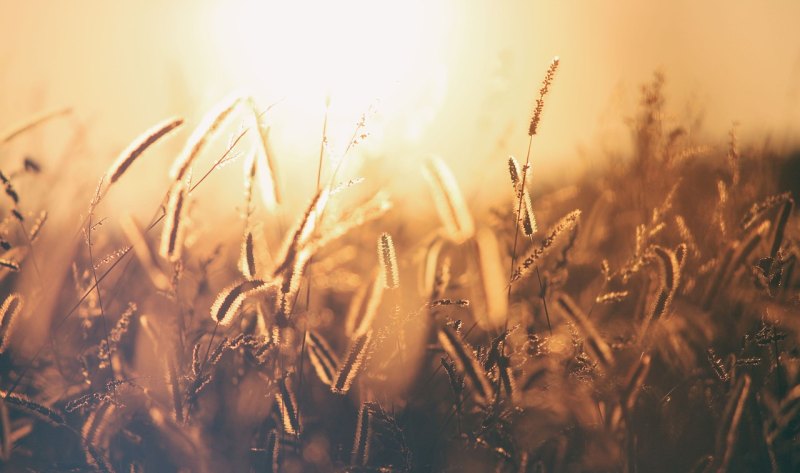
[528,57,560,137]
[108,117,183,185]
[240,231,257,279]
[422,156,475,243]
[159,183,187,263]
[510,209,580,284]
[0,293,24,353]
[331,331,372,395]
[210,279,274,327]
[275,377,301,435]
[306,331,340,386]
[378,232,399,289]
[169,93,243,182]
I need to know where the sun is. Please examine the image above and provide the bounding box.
[206,0,452,147]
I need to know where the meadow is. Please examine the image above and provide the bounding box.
[0,61,798,472]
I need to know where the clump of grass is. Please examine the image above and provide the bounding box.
[1,68,799,473]
[437,324,494,404]
[554,293,614,368]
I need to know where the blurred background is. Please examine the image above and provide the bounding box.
[3,3,800,471]
[1,0,799,204]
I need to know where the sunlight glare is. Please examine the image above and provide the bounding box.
[208,0,451,150]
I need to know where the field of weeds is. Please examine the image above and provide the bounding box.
[0,62,799,473]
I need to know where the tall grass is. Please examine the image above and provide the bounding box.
[0,68,798,473]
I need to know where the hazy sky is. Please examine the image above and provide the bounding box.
[1,0,799,198]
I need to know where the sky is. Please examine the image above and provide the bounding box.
[1,0,799,204]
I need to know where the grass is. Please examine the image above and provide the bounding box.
[0,68,799,473]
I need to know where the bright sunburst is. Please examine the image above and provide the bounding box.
[207,0,451,145]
